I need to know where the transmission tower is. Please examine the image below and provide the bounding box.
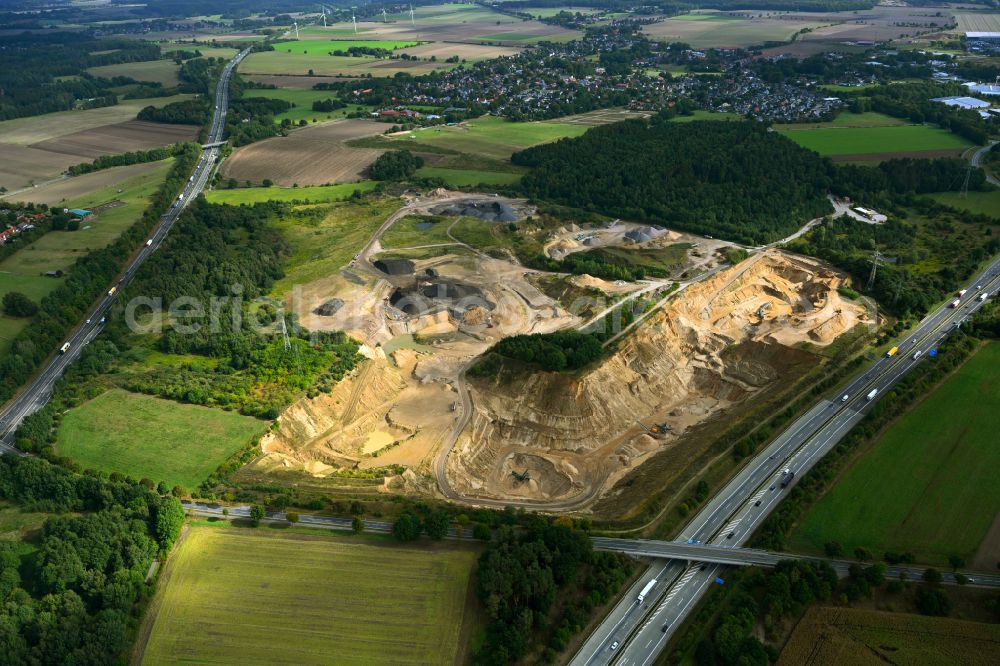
[866,249,882,291]
[280,315,291,351]
[961,163,972,199]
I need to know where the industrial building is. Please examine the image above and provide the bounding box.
[965,82,1000,97]
[966,31,1000,52]
[930,96,991,109]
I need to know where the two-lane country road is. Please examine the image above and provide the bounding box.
[0,48,251,453]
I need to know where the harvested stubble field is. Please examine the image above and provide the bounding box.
[138,526,478,666]
[3,160,167,207]
[778,606,1000,666]
[86,59,181,86]
[0,95,196,191]
[643,10,827,48]
[220,119,385,186]
[205,181,377,205]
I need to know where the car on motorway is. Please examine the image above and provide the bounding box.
[146,239,153,247]
[841,394,849,402]
[611,641,619,651]
[754,500,762,506]
[727,532,734,539]
[661,623,670,632]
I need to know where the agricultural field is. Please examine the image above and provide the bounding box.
[3,159,168,207]
[56,389,266,489]
[0,159,173,306]
[778,123,972,161]
[220,119,385,186]
[382,116,588,161]
[415,166,523,187]
[0,95,196,192]
[931,190,1000,219]
[86,59,181,87]
[303,3,579,45]
[779,606,1000,666]
[243,88,369,125]
[270,196,401,294]
[205,181,378,205]
[955,12,1000,33]
[241,42,456,78]
[138,526,478,666]
[787,342,1000,567]
[773,111,905,131]
[643,10,827,49]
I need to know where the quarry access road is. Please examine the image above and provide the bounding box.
[0,48,250,455]
[573,257,1000,666]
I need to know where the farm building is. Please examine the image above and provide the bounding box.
[64,208,93,218]
[930,96,990,109]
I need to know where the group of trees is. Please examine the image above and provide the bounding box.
[392,507,453,541]
[514,117,834,245]
[311,98,347,113]
[836,157,988,202]
[1,292,38,318]
[471,330,604,376]
[105,199,359,418]
[0,144,201,406]
[473,520,632,664]
[137,98,210,125]
[790,207,999,317]
[369,149,425,180]
[0,455,184,664]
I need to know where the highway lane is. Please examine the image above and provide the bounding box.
[0,48,251,453]
[573,258,1000,666]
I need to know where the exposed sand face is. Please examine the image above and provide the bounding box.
[447,250,869,504]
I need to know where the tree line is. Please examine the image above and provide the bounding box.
[67,143,190,176]
[514,116,835,245]
[0,455,184,664]
[0,144,201,406]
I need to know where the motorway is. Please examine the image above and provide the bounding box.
[572,255,1000,666]
[0,48,251,454]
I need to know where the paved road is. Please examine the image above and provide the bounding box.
[592,537,1000,588]
[0,49,251,453]
[572,257,1000,666]
[970,140,999,188]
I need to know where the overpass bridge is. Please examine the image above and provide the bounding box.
[202,140,227,149]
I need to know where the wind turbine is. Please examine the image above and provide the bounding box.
[409,4,415,26]
[382,8,387,23]
[352,11,357,34]
[293,21,299,39]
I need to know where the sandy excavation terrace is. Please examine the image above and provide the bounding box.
[447,250,870,505]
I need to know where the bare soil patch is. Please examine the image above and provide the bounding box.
[220,119,385,186]
[831,148,964,162]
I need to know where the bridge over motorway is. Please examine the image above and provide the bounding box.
[592,537,1000,588]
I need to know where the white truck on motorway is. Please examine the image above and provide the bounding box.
[59,342,70,354]
[637,579,658,604]
[866,388,878,401]
[950,299,961,308]
[979,292,989,301]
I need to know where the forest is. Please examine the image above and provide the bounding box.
[0,455,184,664]
[0,32,159,120]
[369,150,425,181]
[514,117,834,245]
[473,521,633,665]
[0,145,200,406]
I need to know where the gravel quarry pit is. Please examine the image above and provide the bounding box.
[446,250,870,505]
[254,238,582,482]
